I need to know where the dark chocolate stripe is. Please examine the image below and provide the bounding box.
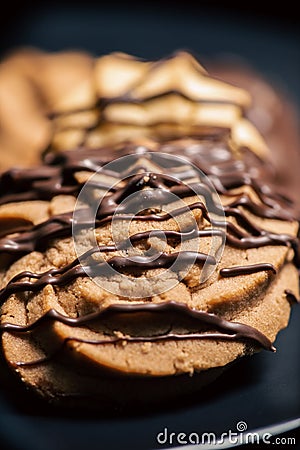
[0,199,211,255]
[1,301,275,353]
[99,89,243,108]
[13,327,273,367]
[220,263,276,278]
[0,249,215,304]
[1,174,296,258]
[285,289,300,304]
[0,145,295,221]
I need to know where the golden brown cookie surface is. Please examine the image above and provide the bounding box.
[0,51,299,406]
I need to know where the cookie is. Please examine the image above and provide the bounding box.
[0,51,299,407]
[0,49,95,169]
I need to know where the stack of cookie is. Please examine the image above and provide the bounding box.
[0,50,299,407]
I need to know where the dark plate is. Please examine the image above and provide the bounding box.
[0,3,299,449]
[0,306,299,450]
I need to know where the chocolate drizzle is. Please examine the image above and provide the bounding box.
[0,249,216,304]
[0,169,297,259]
[285,289,300,304]
[0,146,295,220]
[4,300,275,367]
[220,263,277,278]
[0,147,299,351]
[0,54,299,369]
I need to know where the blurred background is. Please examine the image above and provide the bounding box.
[1,0,299,182]
[0,0,299,102]
[0,2,299,449]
